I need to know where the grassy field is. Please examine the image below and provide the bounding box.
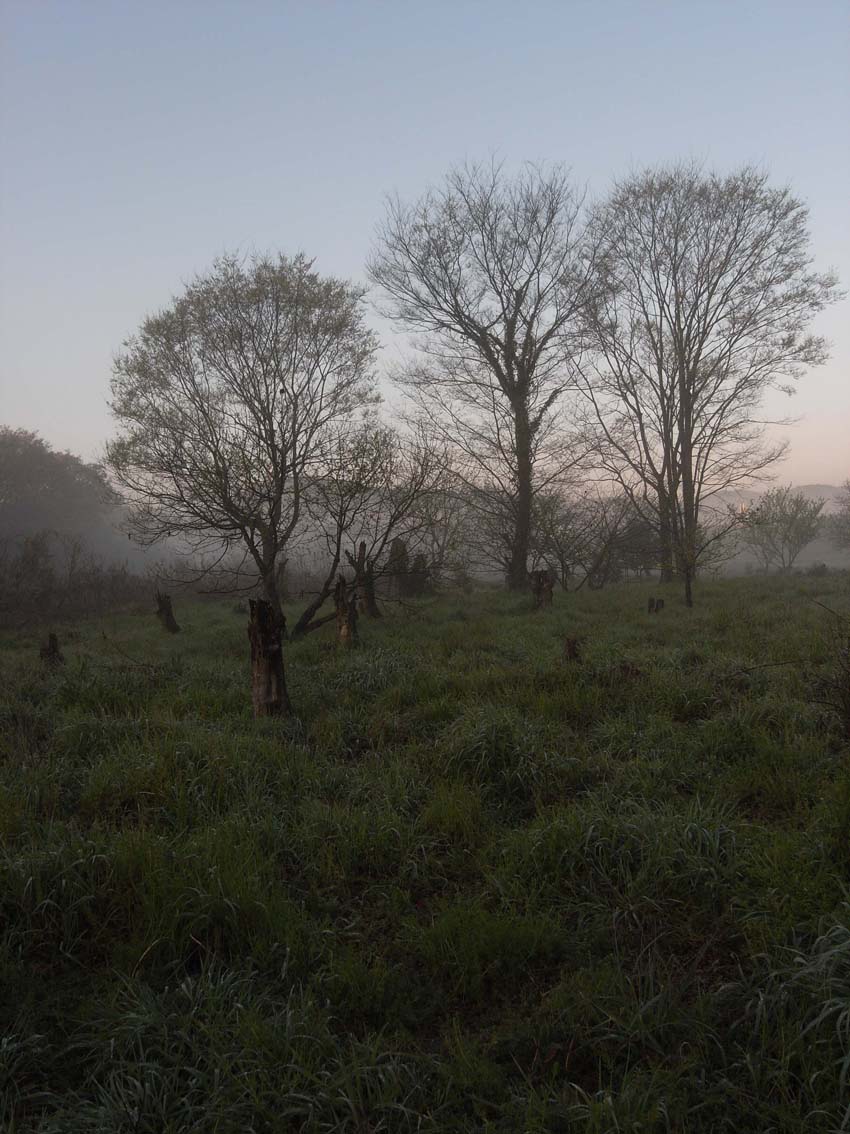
[2,575,850,1132]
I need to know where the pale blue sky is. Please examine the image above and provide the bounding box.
[1,0,848,482]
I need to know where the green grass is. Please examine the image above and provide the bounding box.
[2,575,850,1132]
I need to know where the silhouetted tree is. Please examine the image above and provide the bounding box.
[369,161,599,590]
[741,487,825,572]
[577,164,840,606]
[108,253,377,619]
[0,428,117,540]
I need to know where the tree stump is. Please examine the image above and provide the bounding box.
[648,597,656,613]
[532,570,554,609]
[247,599,292,717]
[155,591,180,633]
[562,636,582,663]
[334,574,359,648]
[39,632,64,667]
[648,597,664,613]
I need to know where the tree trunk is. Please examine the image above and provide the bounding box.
[275,557,289,604]
[334,574,359,647]
[290,549,342,639]
[658,497,675,584]
[347,541,382,618]
[247,599,292,717]
[261,567,284,621]
[507,404,532,591]
[532,569,554,609]
[155,591,180,633]
[678,366,696,608]
[39,632,64,666]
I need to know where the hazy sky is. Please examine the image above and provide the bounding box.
[1,0,848,484]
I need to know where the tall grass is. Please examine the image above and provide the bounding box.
[1,573,849,1131]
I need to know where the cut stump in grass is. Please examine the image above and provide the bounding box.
[562,636,582,663]
[155,591,180,633]
[248,599,292,717]
[532,569,554,610]
[39,632,64,667]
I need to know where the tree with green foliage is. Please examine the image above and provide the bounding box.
[0,427,116,540]
[741,486,825,573]
[108,253,378,619]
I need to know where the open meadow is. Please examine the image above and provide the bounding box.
[2,575,850,1132]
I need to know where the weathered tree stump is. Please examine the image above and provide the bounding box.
[39,632,64,667]
[648,596,656,613]
[562,636,582,663]
[247,599,292,717]
[532,569,554,609]
[334,574,359,648]
[155,591,180,633]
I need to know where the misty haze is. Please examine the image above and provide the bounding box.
[1,2,849,1131]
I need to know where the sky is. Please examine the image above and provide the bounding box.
[1,0,848,485]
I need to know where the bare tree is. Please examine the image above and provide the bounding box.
[576,164,840,605]
[533,489,661,590]
[368,161,598,590]
[290,423,444,636]
[416,482,474,587]
[741,486,825,573]
[531,491,598,589]
[107,253,377,619]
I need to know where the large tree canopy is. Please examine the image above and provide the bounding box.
[576,164,840,604]
[0,427,116,540]
[108,253,378,615]
[368,161,599,590]
[741,486,825,573]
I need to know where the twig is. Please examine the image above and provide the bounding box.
[100,631,160,671]
[722,659,799,680]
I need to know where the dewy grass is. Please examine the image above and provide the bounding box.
[1,573,849,1131]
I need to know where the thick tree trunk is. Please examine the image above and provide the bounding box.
[247,599,292,717]
[334,574,359,647]
[155,591,180,633]
[507,404,532,591]
[347,541,382,618]
[658,500,675,584]
[275,557,289,604]
[261,568,284,621]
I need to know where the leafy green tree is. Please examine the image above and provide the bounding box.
[108,253,377,617]
[741,486,825,572]
[0,428,116,540]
